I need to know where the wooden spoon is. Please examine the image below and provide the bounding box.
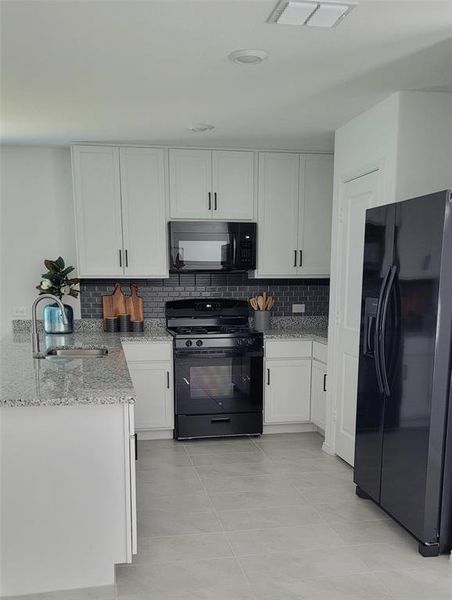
[257,296,265,311]
[249,297,259,311]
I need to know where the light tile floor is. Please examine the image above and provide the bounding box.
[11,433,452,599]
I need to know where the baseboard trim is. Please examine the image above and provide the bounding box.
[322,441,335,455]
[137,430,173,440]
[263,423,318,435]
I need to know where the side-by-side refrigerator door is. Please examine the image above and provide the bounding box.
[379,191,447,553]
[354,204,396,502]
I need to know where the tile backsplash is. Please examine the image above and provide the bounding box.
[80,273,329,319]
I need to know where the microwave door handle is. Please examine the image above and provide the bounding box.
[232,235,237,266]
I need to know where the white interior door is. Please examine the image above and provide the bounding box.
[212,151,255,220]
[120,147,168,278]
[332,170,381,465]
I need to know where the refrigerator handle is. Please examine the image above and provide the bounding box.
[379,265,398,396]
[374,267,392,394]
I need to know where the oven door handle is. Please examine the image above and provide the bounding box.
[175,350,263,359]
[211,416,231,423]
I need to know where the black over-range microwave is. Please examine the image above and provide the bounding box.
[169,221,256,273]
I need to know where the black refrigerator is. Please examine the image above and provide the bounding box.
[354,189,452,556]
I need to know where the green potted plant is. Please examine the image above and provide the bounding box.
[36,257,80,333]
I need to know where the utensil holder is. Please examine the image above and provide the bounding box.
[254,310,271,332]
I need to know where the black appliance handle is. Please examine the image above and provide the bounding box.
[232,235,238,266]
[175,349,263,359]
[379,265,398,396]
[374,266,391,394]
[211,416,231,423]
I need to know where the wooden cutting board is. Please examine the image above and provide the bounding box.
[126,284,144,322]
[102,283,127,321]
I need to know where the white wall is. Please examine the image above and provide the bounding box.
[0,146,80,334]
[396,91,452,200]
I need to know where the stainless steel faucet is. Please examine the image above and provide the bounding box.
[31,294,69,357]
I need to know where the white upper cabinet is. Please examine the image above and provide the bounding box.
[72,145,168,278]
[256,152,333,278]
[298,154,334,276]
[257,153,300,277]
[169,149,255,220]
[72,146,124,278]
[169,149,212,219]
[212,151,255,220]
[119,147,168,278]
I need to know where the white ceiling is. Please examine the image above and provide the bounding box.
[1,0,451,151]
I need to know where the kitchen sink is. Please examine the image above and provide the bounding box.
[45,347,108,358]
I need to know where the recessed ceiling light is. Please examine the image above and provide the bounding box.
[228,49,268,65]
[267,0,356,28]
[188,123,215,133]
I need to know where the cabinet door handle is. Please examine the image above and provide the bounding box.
[299,250,303,267]
[267,368,271,385]
[323,373,327,392]
[134,433,138,461]
[208,192,212,211]
[293,250,297,267]
[119,249,122,267]
[125,249,129,267]
[214,192,218,210]
[167,371,170,389]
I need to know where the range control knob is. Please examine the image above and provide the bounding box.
[196,339,203,347]
[185,340,193,347]
[248,338,255,345]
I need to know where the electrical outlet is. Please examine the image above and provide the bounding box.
[292,303,305,314]
[12,306,27,318]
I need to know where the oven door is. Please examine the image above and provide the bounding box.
[169,221,238,272]
[174,347,263,415]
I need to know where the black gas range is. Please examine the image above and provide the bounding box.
[166,299,263,440]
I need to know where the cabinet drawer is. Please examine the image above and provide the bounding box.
[265,340,312,359]
[312,341,327,363]
[122,342,172,363]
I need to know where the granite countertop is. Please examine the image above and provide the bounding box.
[2,320,326,408]
[263,327,328,343]
[0,331,138,408]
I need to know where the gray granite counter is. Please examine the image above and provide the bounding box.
[264,327,328,343]
[1,331,136,408]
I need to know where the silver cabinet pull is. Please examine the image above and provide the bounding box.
[208,192,212,210]
[267,368,271,385]
[299,250,303,267]
[214,192,218,210]
[293,250,297,267]
[119,249,122,267]
[125,249,129,267]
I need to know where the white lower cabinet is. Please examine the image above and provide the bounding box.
[123,342,174,433]
[264,339,327,428]
[311,360,327,430]
[265,357,311,424]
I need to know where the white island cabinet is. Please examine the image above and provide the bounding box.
[0,403,136,597]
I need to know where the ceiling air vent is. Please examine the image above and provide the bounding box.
[267,0,357,28]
